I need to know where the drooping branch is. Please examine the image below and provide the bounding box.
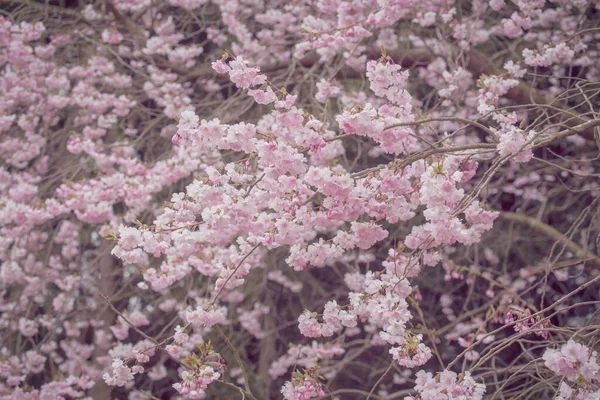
[500,212,600,269]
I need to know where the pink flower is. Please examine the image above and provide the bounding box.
[281,380,325,400]
[101,29,123,44]
[103,359,134,387]
[127,311,150,327]
[351,222,388,249]
[19,318,38,337]
[336,103,386,142]
[117,226,142,251]
[543,339,599,383]
[227,56,267,89]
[211,59,231,74]
[185,305,227,327]
[410,369,485,400]
[315,79,341,103]
[248,87,277,104]
[504,60,526,78]
[366,60,410,105]
[298,311,322,338]
[277,107,304,127]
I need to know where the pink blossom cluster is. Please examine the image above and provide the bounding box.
[315,79,342,103]
[281,368,326,400]
[523,43,575,67]
[281,378,325,400]
[493,113,535,163]
[476,75,519,114]
[543,340,600,399]
[5,375,94,400]
[172,366,221,399]
[2,0,599,398]
[213,57,266,89]
[366,59,411,105]
[405,370,486,400]
[502,12,532,38]
[505,306,550,338]
[103,358,138,387]
[269,342,345,379]
[298,255,433,368]
[169,341,225,398]
[0,9,218,397]
[336,103,418,154]
[186,304,228,328]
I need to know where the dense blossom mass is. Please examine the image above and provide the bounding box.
[0,0,599,399]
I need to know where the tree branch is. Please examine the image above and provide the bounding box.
[499,212,600,269]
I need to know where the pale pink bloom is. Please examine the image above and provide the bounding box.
[117,226,142,251]
[103,359,134,387]
[315,79,341,103]
[211,59,231,74]
[18,318,38,337]
[248,87,277,104]
[127,311,150,327]
[351,222,388,249]
[504,60,527,78]
[101,29,123,44]
[185,305,227,327]
[298,311,322,338]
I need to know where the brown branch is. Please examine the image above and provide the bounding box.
[350,143,496,179]
[105,0,146,45]
[98,291,161,346]
[499,212,600,269]
[209,244,261,306]
[385,116,498,141]
[0,0,82,17]
[215,325,257,400]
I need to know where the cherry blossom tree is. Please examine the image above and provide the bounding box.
[1,0,599,399]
